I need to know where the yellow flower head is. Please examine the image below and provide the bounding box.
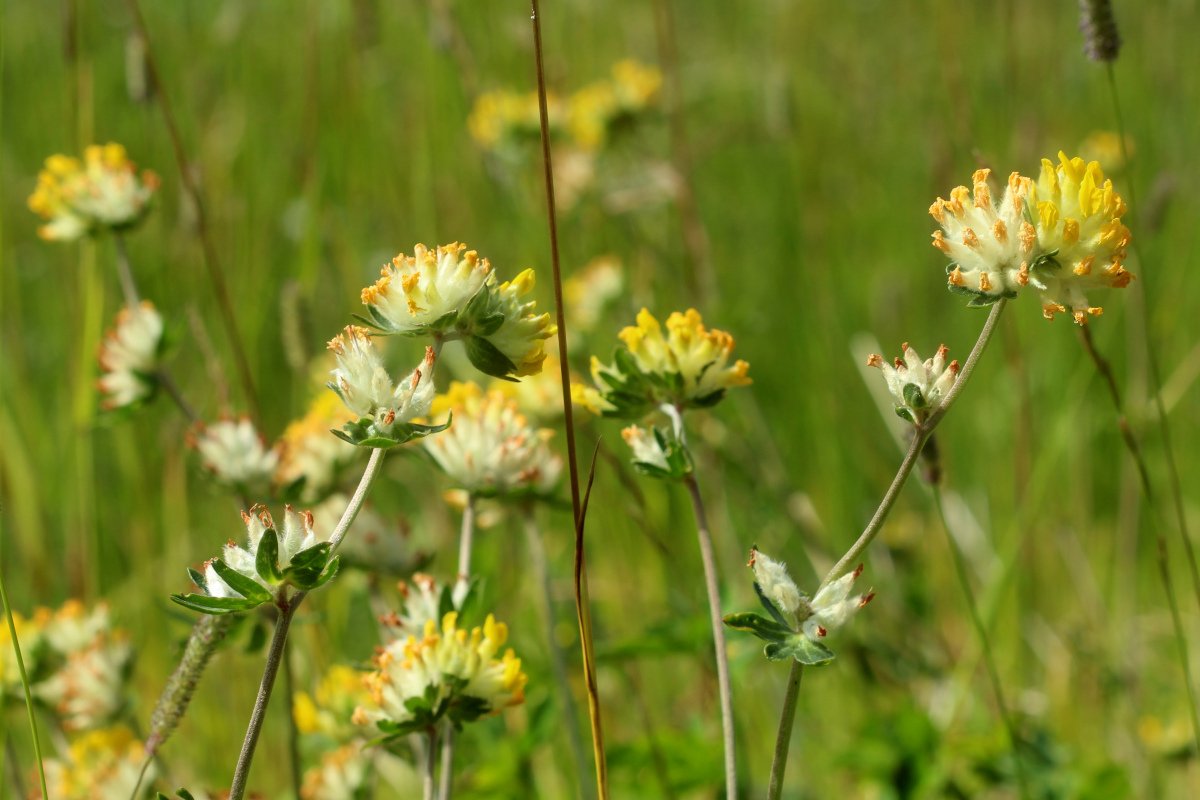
[28,143,159,241]
[481,268,556,377]
[353,611,527,735]
[1029,152,1133,324]
[0,610,43,696]
[424,381,562,497]
[468,89,564,150]
[578,308,750,417]
[932,168,1037,303]
[567,60,661,151]
[361,243,492,335]
[40,726,152,799]
[293,664,370,740]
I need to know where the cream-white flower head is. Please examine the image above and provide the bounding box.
[327,326,437,435]
[41,726,153,800]
[423,382,562,497]
[360,243,492,335]
[621,425,671,473]
[35,637,132,732]
[302,743,369,800]
[204,505,322,599]
[190,418,280,490]
[28,143,159,241]
[799,565,873,642]
[866,343,958,425]
[352,612,526,731]
[932,169,1037,301]
[97,301,163,410]
[749,548,803,627]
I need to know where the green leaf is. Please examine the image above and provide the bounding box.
[209,559,272,604]
[764,634,835,666]
[753,582,794,629]
[169,593,261,615]
[465,335,519,381]
[894,406,915,423]
[256,529,283,582]
[186,567,208,592]
[307,556,341,590]
[722,611,792,642]
[289,541,332,572]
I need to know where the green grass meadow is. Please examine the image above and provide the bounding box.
[3,0,1200,797]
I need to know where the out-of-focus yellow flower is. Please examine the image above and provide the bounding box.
[188,417,280,493]
[564,256,624,335]
[275,390,360,503]
[424,381,562,497]
[361,243,492,336]
[567,60,661,151]
[0,611,42,697]
[293,664,370,741]
[353,612,526,734]
[38,726,153,800]
[1029,152,1133,324]
[932,168,1037,303]
[610,59,663,112]
[490,346,565,423]
[468,89,564,150]
[1079,130,1133,175]
[301,742,370,800]
[578,308,750,417]
[97,301,163,410]
[28,143,159,241]
[481,269,556,377]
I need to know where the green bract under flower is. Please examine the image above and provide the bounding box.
[866,343,959,426]
[171,504,340,615]
[724,548,873,666]
[574,308,751,418]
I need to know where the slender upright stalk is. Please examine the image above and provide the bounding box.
[439,493,477,800]
[424,728,440,800]
[112,234,141,308]
[931,486,1029,798]
[528,1,608,796]
[524,512,593,800]
[124,0,261,421]
[769,299,1006,799]
[683,474,738,799]
[282,639,303,799]
[228,448,385,799]
[0,540,47,800]
[5,737,27,799]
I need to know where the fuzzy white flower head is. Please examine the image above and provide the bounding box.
[40,600,111,655]
[27,143,159,241]
[1029,152,1134,324]
[380,573,448,637]
[301,743,370,800]
[564,256,624,335]
[40,726,154,800]
[203,504,322,599]
[866,343,959,425]
[622,425,671,472]
[932,169,1037,302]
[36,637,132,731]
[424,382,562,497]
[352,612,527,733]
[798,564,874,642]
[360,243,492,335]
[327,328,438,437]
[481,268,556,377]
[749,548,803,627]
[97,301,163,410]
[190,418,280,491]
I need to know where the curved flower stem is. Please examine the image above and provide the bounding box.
[0,535,48,800]
[112,233,141,308]
[228,447,385,799]
[439,493,477,800]
[282,638,303,799]
[683,474,738,799]
[931,486,1030,798]
[770,299,1007,799]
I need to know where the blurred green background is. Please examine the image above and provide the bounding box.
[3,0,1200,797]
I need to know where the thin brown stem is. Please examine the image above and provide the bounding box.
[528,1,607,796]
[684,474,738,799]
[123,0,260,421]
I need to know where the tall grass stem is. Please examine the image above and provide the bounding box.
[683,474,738,798]
[528,1,608,795]
[439,493,478,800]
[0,534,48,800]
